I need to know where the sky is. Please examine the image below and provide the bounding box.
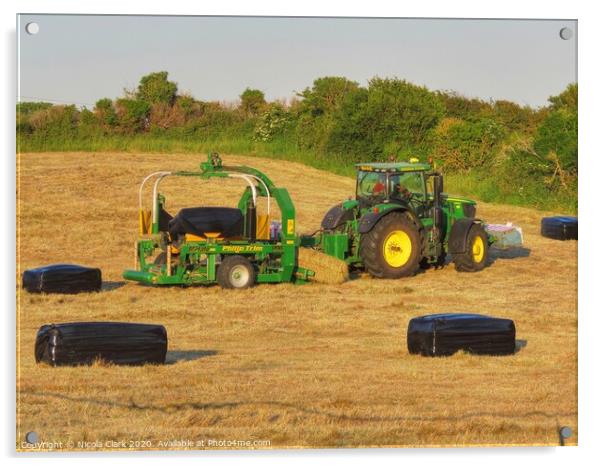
[17,15,577,108]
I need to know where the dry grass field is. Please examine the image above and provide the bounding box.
[16,152,577,450]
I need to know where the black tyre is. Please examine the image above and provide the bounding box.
[541,216,578,240]
[360,212,421,279]
[451,223,489,272]
[217,255,256,289]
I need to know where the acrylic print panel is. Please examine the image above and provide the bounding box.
[16,15,577,451]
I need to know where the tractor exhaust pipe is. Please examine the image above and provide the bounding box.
[433,174,443,233]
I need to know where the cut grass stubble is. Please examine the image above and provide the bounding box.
[16,152,577,449]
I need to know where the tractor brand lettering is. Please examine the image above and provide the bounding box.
[221,245,263,253]
[287,219,295,234]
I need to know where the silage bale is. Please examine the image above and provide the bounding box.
[35,322,168,366]
[297,247,349,285]
[22,264,102,294]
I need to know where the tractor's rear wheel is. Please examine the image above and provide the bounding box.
[452,223,489,272]
[217,255,256,289]
[360,212,421,279]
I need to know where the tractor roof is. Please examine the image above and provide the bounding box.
[355,161,431,173]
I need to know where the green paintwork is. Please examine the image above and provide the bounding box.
[322,233,349,260]
[124,154,486,287]
[123,153,310,287]
[308,160,486,267]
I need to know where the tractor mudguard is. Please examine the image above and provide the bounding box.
[448,218,482,254]
[321,203,355,230]
[358,207,408,234]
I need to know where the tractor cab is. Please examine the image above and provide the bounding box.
[355,161,432,214]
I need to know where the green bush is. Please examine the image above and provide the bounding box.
[293,77,359,153]
[500,84,577,197]
[115,98,151,133]
[325,87,377,160]
[548,83,577,111]
[491,100,539,133]
[17,101,53,116]
[437,91,490,120]
[77,108,104,138]
[297,77,359,116]
[431,117,506,171]
[15,72,578,213]
[177,95,203,120]
[17,102,54,135]
[533,109,578,172]
[137,71,178,105]
[28,105,79,139]
[94,98,118,127]
[253,104,292,142]
[326,78,444,161]
[240,88,266,115]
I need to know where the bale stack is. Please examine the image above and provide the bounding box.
[297,247,349,284]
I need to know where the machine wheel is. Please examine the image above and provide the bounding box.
[217,255,256,289]
[452,223,489,272]
[360,212,421,279]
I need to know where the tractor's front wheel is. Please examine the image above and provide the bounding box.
[451,223,489,272]
[360,212,421,279]
[217,255,256,289]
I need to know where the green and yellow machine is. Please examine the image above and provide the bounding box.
[123,154,490,288]
[302,158,490,278]
[123,153,314,288]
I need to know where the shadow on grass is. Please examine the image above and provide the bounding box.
[515,339,528,354]
[21,389,576,424]
[489,247,531,261]
[101,281,127,292]
[347,262,432,280]
[165,350,218,365]
[325,247,528,279]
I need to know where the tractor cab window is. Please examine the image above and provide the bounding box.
[388,171,426,202]
[357,171,387,202]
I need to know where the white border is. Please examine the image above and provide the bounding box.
[4,1,599,465]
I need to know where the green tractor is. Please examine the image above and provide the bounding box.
[302,159,490,278]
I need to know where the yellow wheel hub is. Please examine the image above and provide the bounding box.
[383,230,412,267]
[472,235,485,263]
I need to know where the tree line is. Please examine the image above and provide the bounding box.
[17,71,577,210]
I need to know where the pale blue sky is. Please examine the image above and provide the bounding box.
[17,15,577,108]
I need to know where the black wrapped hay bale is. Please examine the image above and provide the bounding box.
[541,216,578,241]
[168,207,244,239]
[35,322,168,366]
[407,313,516,357]
[22,264,102,294]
